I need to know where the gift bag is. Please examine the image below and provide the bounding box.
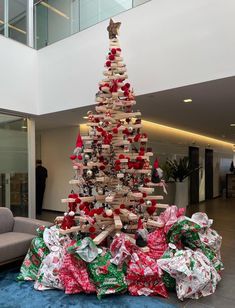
[110,234,133,266]
[87,249,127,299]
[34,225,71,291]
[158,205,185,233]
[67,237,99,262]
[17,225,49,281]
[59,246,96,294]
[157,248,221,301]
[126,248,168,298]
[147,228,168,260]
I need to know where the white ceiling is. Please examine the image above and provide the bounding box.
[35,76,235,143]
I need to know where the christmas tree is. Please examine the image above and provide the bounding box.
[56,19,169,247]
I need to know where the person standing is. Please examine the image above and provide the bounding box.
[36,160,48,215]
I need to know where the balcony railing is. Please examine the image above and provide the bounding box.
[34,0,150,50]
[0,0,150,49]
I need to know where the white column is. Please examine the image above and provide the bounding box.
[4,0,9,38]
[27,118,36,218]
[27,0,34,47]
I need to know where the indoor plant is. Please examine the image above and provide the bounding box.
[165,157,200,208]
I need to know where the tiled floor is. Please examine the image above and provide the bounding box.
[37,198,234,308]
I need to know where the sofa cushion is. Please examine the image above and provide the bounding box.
[0,207,14,234]
[0,232,35,263]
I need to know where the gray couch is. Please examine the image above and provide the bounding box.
[0,207,53,265]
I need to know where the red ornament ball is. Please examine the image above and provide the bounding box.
[114,208,121,215]
[89,226,96,233]
[70,155,77,160]
[109,54,115,61]
[111,48,117,55]
[106,61,111,67]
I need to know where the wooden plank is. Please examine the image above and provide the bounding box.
[93,224,115,245]
[59,226,80,235]
[147,219,164,228]
[120,209,138,221]
[114,214,123,230]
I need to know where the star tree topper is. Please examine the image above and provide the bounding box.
[107,19,121,39]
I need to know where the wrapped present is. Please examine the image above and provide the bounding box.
[17,225,49,281]
[158,205,185,233]
[67,237,99,262]
[191,213,223,261]
[126,248,168,298]
[167,216,223,272]
[59,245,96,294]
[87,249,127,299]
[157,248,221,301]
[34,225,71,291]
[166,217,202,250]
[147,228,168,260]
[110,234,133,266]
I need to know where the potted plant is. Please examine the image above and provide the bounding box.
[165,157,200,208]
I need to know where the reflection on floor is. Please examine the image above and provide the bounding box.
[17,198,235,307]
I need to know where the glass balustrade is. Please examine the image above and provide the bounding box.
[0,0,150,48]
[34,0,150,49]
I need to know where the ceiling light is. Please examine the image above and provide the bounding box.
[21,126,27,129]
[183,98,192,103]
[83,116,88,119]
[230,124,235,127]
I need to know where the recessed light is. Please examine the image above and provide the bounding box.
[230,124,235,127]
[183,98,192,103]
[21,126,27,129]
[83,116,88,119]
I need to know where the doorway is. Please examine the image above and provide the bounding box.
[205,149,213,200]
[189,146,199,204]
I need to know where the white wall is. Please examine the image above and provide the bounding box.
[39,123,233,212]
[0,35,38,114]
[37,0,235,114]
[40,126,79,211]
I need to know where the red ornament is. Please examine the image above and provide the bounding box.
[109,54,115,61]
[151,200,157,206]
[106,61,111,67]
[142,192,147,198]
[70,155,77,160]
[79,204,85,210]
[120,204,125,209]
[119,154,125,159]
[90,234,96,239]
[111,48,117,54]
[114,208,121,215]
[77,154,83,160]
[113,127,118,134]
[96,208,103,215]
[89,226,96,233]
[75,197,81,204]
[147,206,156,216]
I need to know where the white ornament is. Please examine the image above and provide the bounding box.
[105,209,113,216]
[87,169,93,177]
[69,211,75,216]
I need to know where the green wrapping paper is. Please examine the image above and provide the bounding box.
[160,245,176,290]
[87,250,127,299]
[17,226,49,281]
[166,218,223,272]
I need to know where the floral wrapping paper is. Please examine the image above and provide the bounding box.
[126,248,168,298]
[17,226,50,281]
[34,225,71,291]
[59,246,96,294]
[157,248,221,301]
[87,249,127,299]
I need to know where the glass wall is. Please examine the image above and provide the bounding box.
[34,0,150,49]
[8,0,27,45]
[0,114,28,217]
[0,0,5,36]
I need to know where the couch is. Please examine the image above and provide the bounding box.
[0,207,53,265]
